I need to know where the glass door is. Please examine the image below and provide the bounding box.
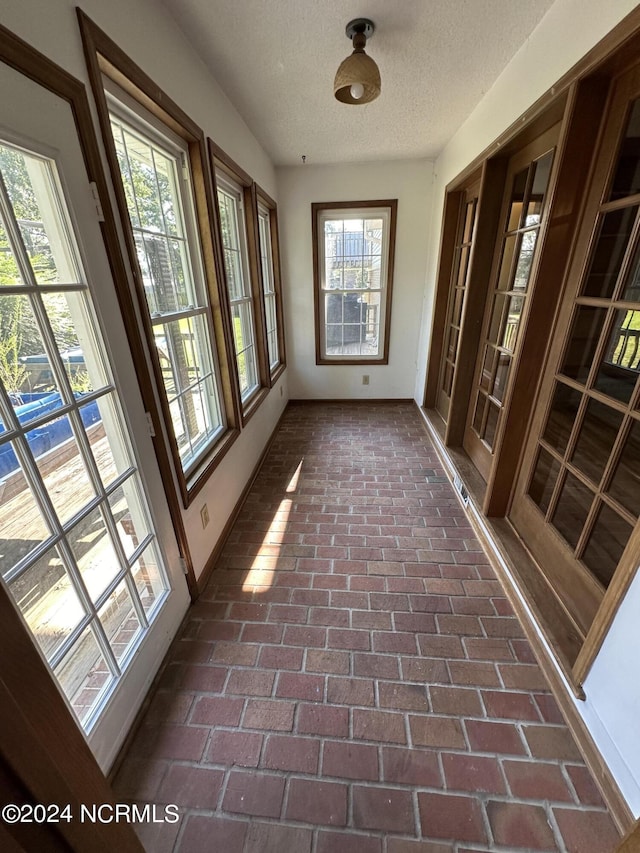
[463,127,558,481]
[0,59,189,769]
[510,63,640,665]
[436,180,480,422]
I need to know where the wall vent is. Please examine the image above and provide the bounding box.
[452,473,469,507]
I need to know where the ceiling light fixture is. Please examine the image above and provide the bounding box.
[334,18,381,105]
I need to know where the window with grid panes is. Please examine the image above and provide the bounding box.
[216,174,259,401]
[108,102,226,477]
[312,201,397,364]
[257,202,279,372]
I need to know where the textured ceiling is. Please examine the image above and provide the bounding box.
[160,0,556,166]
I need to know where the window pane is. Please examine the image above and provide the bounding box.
[0,146,72,285]
[529,446,560,515]
[543,382,582,455]
[108,478,150,560]
[609,99,640,201]
[54,626,113,726]
[0,214,24,286]
[513,231,538,292]
[41,291,109,394]
[1,294,62,402]
[581,503,633,587]
[496,235,517,291]
[551,472,594,551]
[110,110,224,474]
[155,314,222,466]
[560,306,607,384]
[525,151,554,226]
[26,416,96,524]
[484,401,500,447]
[507,168,527,231]
[8,546,85,662]
[69,507,121,602]
[318,206,392,362]
[80,394,127,489]
[0,449,51,573]
[501,295,524,351]
[492,353,511,403]
[131,541,167,616]
[98,580,141,664]
[595,309,640,403]
[231,301,258,398]
[582,208,638,298]
[472,394,485,435]
[607,419,640,517]
[571,398,623,486]
[480,347,496,392]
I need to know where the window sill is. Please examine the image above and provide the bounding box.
[241,385,270,426]
[182,427,240,507]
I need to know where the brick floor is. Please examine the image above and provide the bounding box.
[115,402,622,852]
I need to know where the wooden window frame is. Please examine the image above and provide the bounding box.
[209,140,270,424]
[255,185,287,384]
[312,199,397,366]
[78,12,240,512]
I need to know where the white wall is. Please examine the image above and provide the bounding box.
[415,0,640,814]
[2,0,287,580]
[277,159,433,400]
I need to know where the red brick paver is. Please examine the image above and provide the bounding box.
[114,402,621,851]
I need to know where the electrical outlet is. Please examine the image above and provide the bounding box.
[362,375,370,385]
[200,503,210,529]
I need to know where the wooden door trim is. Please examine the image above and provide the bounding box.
[485,76,611,516]
[462,124,561,482]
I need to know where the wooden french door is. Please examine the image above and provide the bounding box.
[435,180,480,422]
[463,126,559,481]
[510,61,640,665]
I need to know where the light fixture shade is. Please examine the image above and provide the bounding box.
[334,50,381,105]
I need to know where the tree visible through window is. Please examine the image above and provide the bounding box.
[109,107,225,475]
[0,140,168,730]
[312,201,397,364]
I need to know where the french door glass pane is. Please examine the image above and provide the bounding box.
[0,456,51,569]
[582,208,637,298]
[131,541,166,615]
[581,503,633,587]
[98,580,141,664]
[595,308,640,402]
[551,472,594,550]
[0,216,22,285]
[526,151,554,225]
[543,383,582,454]
[607,419,640,516]
[609,98,640,201]
[560,306,607,382]
[26,418,97,523]
[571,398,623,485]
[0,146,69,284]
[529,446,560,515]
[7,546,85,662]
[507,168,528,230]
[0,139,168,732]
[54,626,113,727]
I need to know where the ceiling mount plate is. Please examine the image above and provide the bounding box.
[346,18,375,40]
